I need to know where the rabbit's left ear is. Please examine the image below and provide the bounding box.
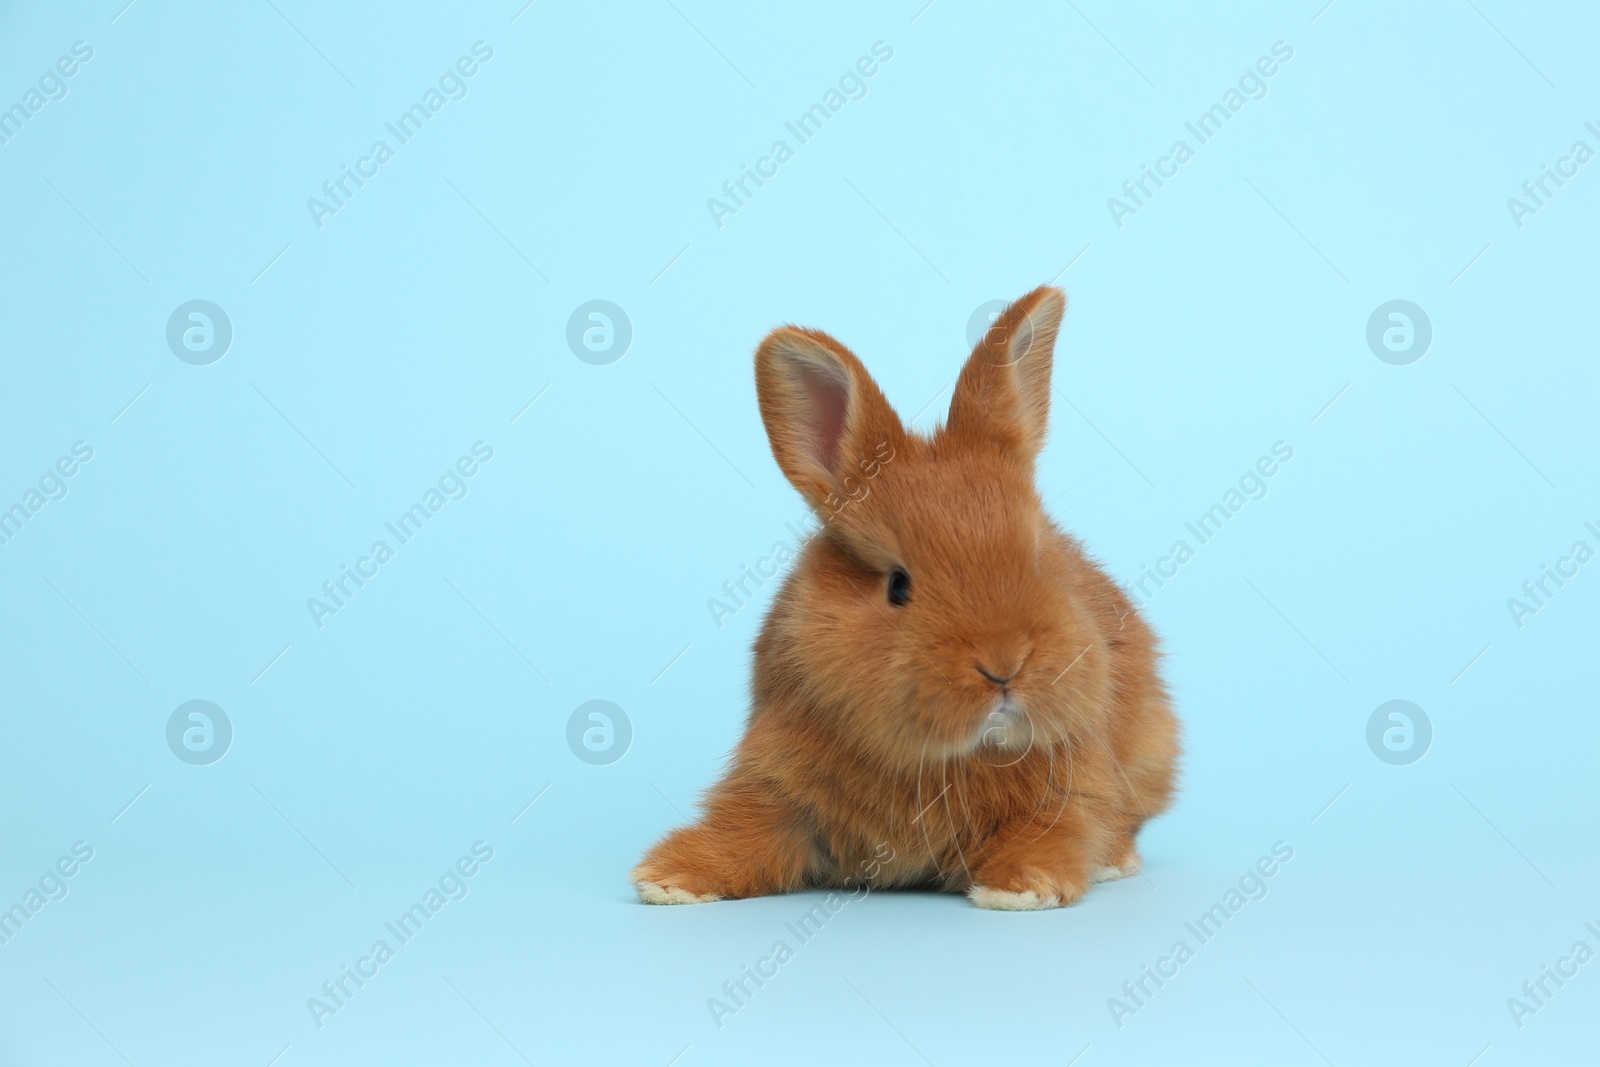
[947,286,1065,462]
[755,326,905,511]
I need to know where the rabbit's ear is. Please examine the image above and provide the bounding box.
[756,326,904,510]
[947,286,1065,462]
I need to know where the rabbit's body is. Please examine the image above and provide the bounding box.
[635,287,1179,909]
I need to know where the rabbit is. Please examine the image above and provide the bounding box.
[633,285,1179,910]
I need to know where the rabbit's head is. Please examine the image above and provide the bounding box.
[754,286,1110,768]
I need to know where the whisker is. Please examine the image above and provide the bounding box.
[1032,733,1075,844]
[915,737,944,879]
[1094,731,1150,820]
[954,752,976,829]
[942,764,974,889]
[1051,645,1093,685]
[1021,718,1065,843]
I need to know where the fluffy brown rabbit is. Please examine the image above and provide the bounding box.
[633,286,1179,910]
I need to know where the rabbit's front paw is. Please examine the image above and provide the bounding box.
[1091,847,1142,883]
[631,786,814,905]
[631,853,726,905]
[966,868,1086,911]
[635,879,722,905]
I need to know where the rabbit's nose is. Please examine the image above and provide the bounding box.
[976,666,1017,688]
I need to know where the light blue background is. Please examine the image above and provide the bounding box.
[2,1,1596,1064]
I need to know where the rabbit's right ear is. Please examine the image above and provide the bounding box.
[755,327,904,511]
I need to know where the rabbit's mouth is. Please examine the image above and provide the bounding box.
[976,700,1036,753]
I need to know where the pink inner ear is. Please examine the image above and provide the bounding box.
[796,360,849,475]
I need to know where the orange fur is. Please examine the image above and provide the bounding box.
[633,287,1180,909]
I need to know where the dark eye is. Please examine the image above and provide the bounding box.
[887,569,912,607]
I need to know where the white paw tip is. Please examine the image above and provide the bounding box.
[636,881,721,905]
[968,885,1062,911]
[1091,855,1142,883]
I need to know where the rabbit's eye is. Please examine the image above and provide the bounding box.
[887,569,912,607]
